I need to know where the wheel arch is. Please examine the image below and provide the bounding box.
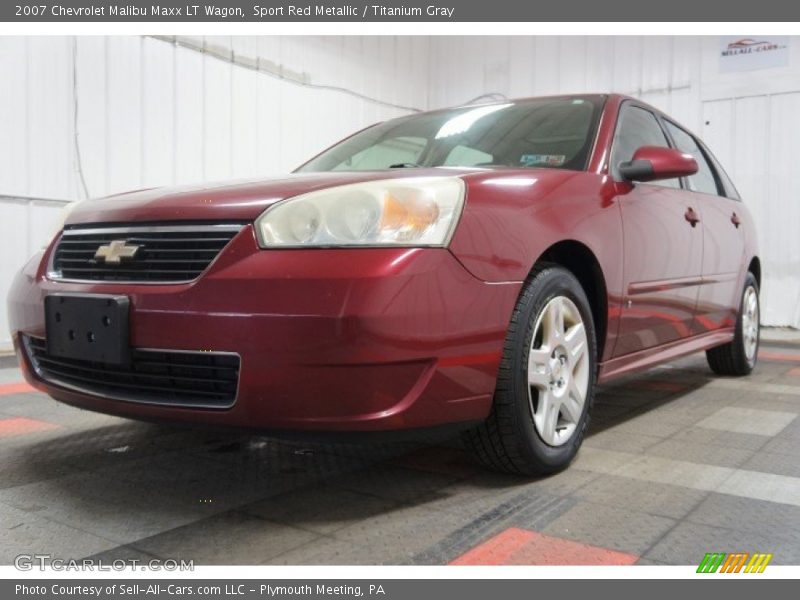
[535,240,609,358]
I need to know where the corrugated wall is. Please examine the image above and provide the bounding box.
[428,36,800,328]
[2,35,800,350]
[0,35,429,349]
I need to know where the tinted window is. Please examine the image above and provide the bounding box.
[331,136,426,171]
[444,145,494,167]
[664,121,720,196]
[703,142,740,200]
[298,96,604,172]
[611,106,679,188]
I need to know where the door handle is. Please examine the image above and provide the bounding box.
[684,207,700,227]
[731,212,741,228]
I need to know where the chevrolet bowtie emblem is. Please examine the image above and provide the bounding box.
[94,240,141,264]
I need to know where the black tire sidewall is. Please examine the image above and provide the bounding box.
[737,273,760,371]
[508,267,597,471]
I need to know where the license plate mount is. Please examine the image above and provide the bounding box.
[44,294,131,366]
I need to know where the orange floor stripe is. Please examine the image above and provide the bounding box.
[760,350,800,363]
[450,528,639,566]
[0,382,36,396]
[0,417,59,437]
[451,528,537,565]
[788,367,800,376]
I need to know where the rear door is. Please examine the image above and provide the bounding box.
[611,104,704,357]
[662,120,746,332]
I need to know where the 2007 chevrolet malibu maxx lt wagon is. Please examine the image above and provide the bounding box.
[8,94,761,474]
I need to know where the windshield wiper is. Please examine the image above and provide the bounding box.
[388,162,423,168]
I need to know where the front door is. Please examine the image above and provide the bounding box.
[610,104,704,357]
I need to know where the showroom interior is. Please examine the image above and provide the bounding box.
[1,35,800,565]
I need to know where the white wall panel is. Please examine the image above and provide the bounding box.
[0,35,426,349]
[585,37,614,93]
[106,37,143,194]
[202,54,232,181]
[557,37,587,93]
[26,37,74,200]
[3,34,800,349]
[174,46,205,183]
[533,38,561,96]
[766,93,800,327]
[427,36,800,327]
[0,38,29,198]
[142,37,176,188]
[75,37,108,198]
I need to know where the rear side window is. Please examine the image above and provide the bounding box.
[611,106,679,189]
[703,144,741,201]
[663,121,720,196]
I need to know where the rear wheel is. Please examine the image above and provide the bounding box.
[706,272,760,376]
[462,264,597,475]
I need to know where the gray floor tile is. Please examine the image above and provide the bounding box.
[584,429,663,454]
[542,502,676,555]
[686,492,800,544]
[644,437,755,468]
[741,450,800,478]
[85,544,163,563]
[131,511,319,565]
[0,368,24,384]
[573,475,707,520]
[241,485,400,535]
[331,504,471,564]
[0,500,117,564]
[266,536,381,565]
[696,407,797,436]
[644,521,800,565]
[669,426,770,452]
[331,464,460,503]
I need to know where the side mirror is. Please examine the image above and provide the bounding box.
[618,146,698,183]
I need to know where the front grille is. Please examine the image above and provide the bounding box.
[24,336,239,409]
[51,224,244,283]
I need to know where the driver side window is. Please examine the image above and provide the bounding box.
[611,106,680,189]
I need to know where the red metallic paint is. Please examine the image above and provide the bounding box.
[7,94,759,432]
[623,146,699,182]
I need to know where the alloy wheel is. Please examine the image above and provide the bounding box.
[527,296,590,446]
[742,285,759,363]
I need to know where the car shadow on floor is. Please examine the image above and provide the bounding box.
[0,360,724,564]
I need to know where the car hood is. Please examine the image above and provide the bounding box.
[65,168,582,225]
[66,169,464,225]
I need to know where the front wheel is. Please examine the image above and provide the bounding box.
[706,272,760,376]
[462,264,597,475]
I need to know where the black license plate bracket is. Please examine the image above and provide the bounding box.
[44,294,131,366]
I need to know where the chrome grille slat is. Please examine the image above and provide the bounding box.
[50,224,244,283]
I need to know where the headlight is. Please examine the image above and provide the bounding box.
[254,177,465,248]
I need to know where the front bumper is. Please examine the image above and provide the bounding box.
[8,225,521,432]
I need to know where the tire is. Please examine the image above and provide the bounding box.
[706,272,760,376]
[462,263,597,475]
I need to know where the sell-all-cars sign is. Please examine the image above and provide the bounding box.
[720,37,790,72]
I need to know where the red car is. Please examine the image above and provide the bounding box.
[8,94,760,474]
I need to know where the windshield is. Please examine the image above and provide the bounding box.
[297,96,604,173]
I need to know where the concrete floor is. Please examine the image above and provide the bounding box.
[1,341,799,566]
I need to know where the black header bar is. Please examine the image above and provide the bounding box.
[3,0,800,22]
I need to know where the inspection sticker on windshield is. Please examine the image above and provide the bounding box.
[520,154,566,167]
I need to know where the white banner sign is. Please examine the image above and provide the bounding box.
[720,36,790,72]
